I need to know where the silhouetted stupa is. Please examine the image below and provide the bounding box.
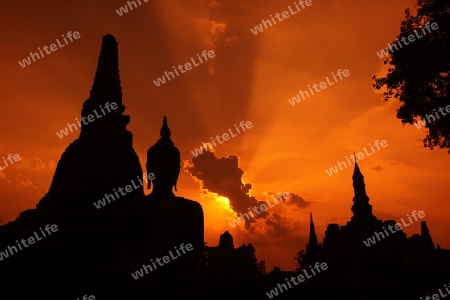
[305,212,321,266]
[301,160,443,299]
[350,160,377,224]
[37,34,143,212]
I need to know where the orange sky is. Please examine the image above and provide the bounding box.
[1,0,449,271]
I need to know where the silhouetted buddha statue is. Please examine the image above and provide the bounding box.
[134,116,204,276]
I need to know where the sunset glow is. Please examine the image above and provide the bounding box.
[1,0,449,273]
[214,194,232,210]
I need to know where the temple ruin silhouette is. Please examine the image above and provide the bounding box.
[298,160,448,299]
[0,34,449,300]
[0,34,207,300]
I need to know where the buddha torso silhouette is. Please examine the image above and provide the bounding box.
[133,117,204,276]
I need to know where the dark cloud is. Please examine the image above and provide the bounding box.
[186,150,310,234]
[370,165,382,171]
[266,191,311,209]
[264,212,289,236]
[186,151,268,228]
[285,193,311,209]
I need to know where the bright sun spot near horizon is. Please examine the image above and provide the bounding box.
[210,193,234,213]
[216,195,230,206]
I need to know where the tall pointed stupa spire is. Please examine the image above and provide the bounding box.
[305,212,321,265]
[81,34,128,129]
[309,212,318,247]
[352,153,367,199]
[421,221,435,249]
[350,158,376,223]
[89,34,123,109]
[37,34,144,211]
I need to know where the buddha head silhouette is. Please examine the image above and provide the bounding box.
[146,116,180,194]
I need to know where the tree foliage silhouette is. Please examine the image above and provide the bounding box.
[294,249,308,271]
[373,0,450,150]
[238,243,260,275]
[257,259,266,274]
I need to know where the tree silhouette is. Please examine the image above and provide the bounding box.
[294,249,308,271]
[257,259,266,275]
[238,243,260,275]
[373,0,450,150]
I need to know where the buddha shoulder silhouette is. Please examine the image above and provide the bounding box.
[133,116,204,274]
